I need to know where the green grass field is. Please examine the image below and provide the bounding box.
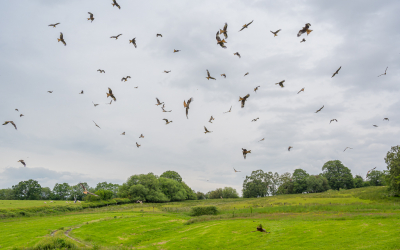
[0,200,79,209]
[1,187,400,249]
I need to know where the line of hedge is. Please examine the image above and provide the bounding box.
[0,198,132,219]
[190,206,218,216]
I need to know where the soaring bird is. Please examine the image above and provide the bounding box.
[139,134,144,138]
[79,90,84,94]
[254,86,260,93]
[271,29,281,36]
[47,91,53,93]
[288,146,293,151]
[121,76,131,82]
[216,31,227,48]
[92,102,99,107]
[106,88,116,101]
[252,118,259,122]
[233,168,241,172]
[156,34,162,37]
[134,86,138,88]
[80,183,98,196]
[331,67,341,78]
[239,20,253,31]
[136,142,141,148]
[209,116,215,123]
[366,167,377,178]
[275,80,285,88]
[234,52,241,58]
[300,38,306,43]
[18,160,26,167]
[93,121,101,129]
[15,109,19,112]
[330,119,338,124]
[242,148,251,159]
[206,69,216,80]
[162,104,172,112]
[220,23,228,39]
[239,94,250,108]
[3,121,17,130]
[383,118,389,121]
[297,23,312,37]
[315,105,324,113]
[129,38,137,48]
[224,106,232,113]
[97,69,105,73]
[163,119,173,125]
[111,0,121,9]
[221,74,226,78]
[87,12,94,22]
[110,34,122,39]
[373,125,378,127]
[49,23,60,28]
[204,126,213,134]
[258,138,265,142]
[58,32,66,46]
[121,132,125,135]
[163,70,171,73]
[20,114,24,117]
[343,147,353,152]
[174,49,180,53]
[297,88,305,94]
[378,67,388,77]
[155,98,164,106]
[183,97,193,119]
[244,72,249,76]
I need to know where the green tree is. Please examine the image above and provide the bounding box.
[242,170,272,198]
[322,160,354,190]
[95,182,120,198]
[207,188,223,199]
[276,172,294,195]
[160,170,182,182]
[180,182,197,200]
[52,183,71,200]
[159,177,187,201]
[354,175,364,188]
[12,179,42,200]
[292,169,309,193]
[306,175,330,193]
[0,188,15,200]
[367,170,386,186]
[69,182,89,201]
[385,145,400,196]
[95,189,114,200]
[222,187,239,198]
[41,187,52,200]
[196,191,206,200]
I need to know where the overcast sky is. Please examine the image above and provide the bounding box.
[1,0,399,194]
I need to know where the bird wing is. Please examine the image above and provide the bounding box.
[216,32,221,42]
[183,100,187,108]
[207,69,211,77]
[60,32,63,39]
[247,20,254,26]
[223,23,228,32]
[10,121,17,130]
[204,126,208,132]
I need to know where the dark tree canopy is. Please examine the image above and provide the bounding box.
[385,145,400,196]
[306,175,330,193]
[52,183,71,200]
[207,187,239,199]
[354,175,364,188]
[322,160,354,190]
[12,179,42,200]
[367,170,386,186]
[160,170,182,183]
[292,169,309,193]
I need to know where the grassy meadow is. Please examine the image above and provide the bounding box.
[0,200,78,209]
[1,187,400,249]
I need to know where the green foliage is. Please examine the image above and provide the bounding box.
[322,160,354,190]
[385,145,400,196]
[180,182,197,200]
[207,187,239,199]
[196,191,206,200]
[242,170,272,198]
[40,187,52,200]
[160,170,182,182]
[94,189,114,200]
[354,175,364,188]
[84,194,101,202]
[159,177,187,201]
[367,170,387,186]
[190,206,218,216]
[32,236,78,249]
[12,179,42,200]
[306,175,330,193]
[276,172,294,195]
[52,183,71,200]
[0,188,15,200]
[293,169,309,193]
[95,182,120,198]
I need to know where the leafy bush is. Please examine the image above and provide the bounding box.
[95,189,114,200]
[32,236,77,249]
[190,206,218,216]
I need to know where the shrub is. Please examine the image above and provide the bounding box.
[190,206,218,216]
[33,237,77,249]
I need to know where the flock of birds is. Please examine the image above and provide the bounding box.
[3,1,391,183]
